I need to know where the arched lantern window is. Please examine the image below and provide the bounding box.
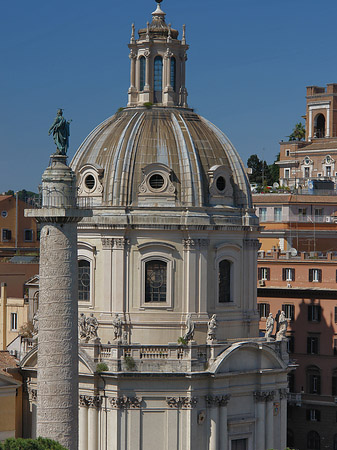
[170,57,176,91]
[140,56,146,91]
[154,56,163,103]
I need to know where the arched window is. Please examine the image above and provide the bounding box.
[33,291,39,315]
[307,430,320,450]
[145,259,167,302]
[170,57,176,91]
[314,114,325,138]
[153,56,163,103]
[288,371,295,393]
[306,365,321,394]
[78,260,90,301]
[218,259,231,303]
[140,56,146,91]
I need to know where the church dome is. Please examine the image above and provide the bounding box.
[71,106,252,209]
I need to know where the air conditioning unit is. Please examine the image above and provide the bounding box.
[259,280,265,287]
[326,217,332,223]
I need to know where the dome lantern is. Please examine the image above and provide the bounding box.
[128,0,188,107]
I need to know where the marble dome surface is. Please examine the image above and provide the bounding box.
[70,106,252,209]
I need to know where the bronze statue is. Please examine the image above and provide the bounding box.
[48,109,70,155]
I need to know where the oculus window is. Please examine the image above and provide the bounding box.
[218,259,231,303]
[145,260,167,302]
[78,260,90,302]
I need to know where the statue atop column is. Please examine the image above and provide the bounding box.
[207,314,217,342]
[183,314,195,342]
[48,109,70,155]
[276,311,288,341]
[265,313,274,340]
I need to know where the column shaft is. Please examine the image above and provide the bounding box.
[219,406,228,450]
[256,401,265,450]
[79,405,89,450]
[265,400,274,449]
[88,406,99,450]
[209,406,219,450]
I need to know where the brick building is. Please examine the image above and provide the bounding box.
[257,249,337,450]
[278,83,337,189]
[0,195,39,256]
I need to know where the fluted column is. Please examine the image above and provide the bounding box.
[112,238,128,313]
[79,396,89,450]
[265,392,275,450]
[87,396,101,450]
[101,239,113,312]
[182,239,198,313]
[144,50,151,91]
[129,50,136,89]
[219,396,230,450]
[254,392,266,450]
[166,396,198,450]
[279,389,288,450]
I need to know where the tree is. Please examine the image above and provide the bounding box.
[247,154,263,184]
[288,122,305,141]
[268,153,280,185]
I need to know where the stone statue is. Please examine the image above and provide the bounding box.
[48,109,70,155]
[276,311,288,341]
[207,314,217,342]
[32,311,39,335]
[78,313,99,342]
[265,313,274,339]
[78,313,88,340]
[87,313,99,340]
[183,314,195,342]
[112,314,123,341]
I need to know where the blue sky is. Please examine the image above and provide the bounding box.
[2,0,337,192]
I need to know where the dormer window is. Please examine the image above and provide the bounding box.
[216,176,226,192]
[208,165,233,206]
[84,174,95,190]
[138,163,176,206]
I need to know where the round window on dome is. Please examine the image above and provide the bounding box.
[216,176,226,192]
[85,174,95,190]
[149,174,165,189]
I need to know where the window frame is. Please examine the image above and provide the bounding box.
[282,268,295,282]
[259,207,267,222]
[307,366,321,394]
[308,304,321,322]
[24,229,34,242]
[274,207,282,222]
[215,244,240,309]
[309,268,322,283]
[218,259,232,303]
[282,303,295,320]
[10,312,17,331]
[307,336,319,355]
[78,259,91,303]
[258,267,270,281]
[140,253,173,310]
[2,228,12,242]
[144,259,167,303]
[258,302,270,319]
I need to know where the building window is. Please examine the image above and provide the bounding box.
[298,208,307,221]
[307,430,320,450]
[314,209,324,222]
[307,409,321,422]
[287,335,295,353]
[2,229,12,241]
[10,313,17,331]
[170,57,176,91]
[335,306,337,322]
[308,304,321,321]
[145,260,167,302]
[231,439,247,450]
[218,259,231,303]
[274,207,282,222]
[326,166,332,177]
[258,267,270,281]
[258,303,270,318]
[24,229,33,242]
[282,304,294,320]
[284,168,290,179]
[307,336,319,354]
[140,56,146,91]
[282,268,295,282]
[314,113,325,138]
[78,260,90,302]
[309,269,322,283]
[332,369,337,395]
[304,167,310,178]
[153,56,163,103]
[307,366,321,394]
[259,208,267,222]
[285,149,290,157]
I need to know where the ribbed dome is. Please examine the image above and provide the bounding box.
[71,107,251,209]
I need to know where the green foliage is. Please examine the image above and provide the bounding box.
[4,189,39,202]
[0,437,67,450]
[124,356,136,370]
[247,154,279,186]
[177,336,188,346]
[96,362,109,373]
[143,102,153,109]
[288,122,305,141]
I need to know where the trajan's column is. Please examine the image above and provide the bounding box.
[26,110,90,450]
